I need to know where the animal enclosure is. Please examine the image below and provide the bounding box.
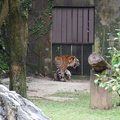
[52,7,95,76]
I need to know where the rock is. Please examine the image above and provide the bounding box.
[0,85,50,120]
[88,52,111,73]
[0,85,9,92]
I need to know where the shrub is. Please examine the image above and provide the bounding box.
[95,30,120,96]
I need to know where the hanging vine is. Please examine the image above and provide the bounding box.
[29,0,53,39]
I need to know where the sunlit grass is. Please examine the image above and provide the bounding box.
[31,91,120,120]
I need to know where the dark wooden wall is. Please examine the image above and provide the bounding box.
[52,7,94,44]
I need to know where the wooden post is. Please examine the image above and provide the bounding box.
[88,53,112,109]
[90,70,112,109]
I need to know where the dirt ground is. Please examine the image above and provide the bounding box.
[1,77,90,101]
[27,77,89,100]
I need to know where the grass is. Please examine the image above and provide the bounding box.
[31,91,120,120]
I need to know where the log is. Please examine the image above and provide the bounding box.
[88,52,111,73]
[90,70,112,109]
[0,85,50,120]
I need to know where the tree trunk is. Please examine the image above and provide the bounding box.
[9,0,28,97]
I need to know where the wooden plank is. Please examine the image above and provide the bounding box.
[72,8,78,43]
[53,8,94,44]
[89,8,94,43]
[83,9,89,43]
[61,8,67,43]
[81,45,84,75]
[83,45,92,75]
[78,8,83,44]
[56,8,62,43]
[66,9,72,43]
[52,9,57,43]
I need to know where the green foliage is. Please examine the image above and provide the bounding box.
[30,0,53,38]
[9,0,31,19]
[21,0,32,9]
[0,33,8,76]
[20,0,32,18]
[95,30,120,96]
[18,0,31,19]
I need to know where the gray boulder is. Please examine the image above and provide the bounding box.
[0,85,50,120]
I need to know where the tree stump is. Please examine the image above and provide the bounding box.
[90,70,112,109]
[88,53,112,109]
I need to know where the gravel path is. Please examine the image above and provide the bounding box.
[27,77,90,98]
[1,77,90,101]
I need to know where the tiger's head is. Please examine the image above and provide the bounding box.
[68,56,80,69]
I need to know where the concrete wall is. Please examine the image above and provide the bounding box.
[27,0,52,76]
[54,0,94,7]
[94,0,120,56]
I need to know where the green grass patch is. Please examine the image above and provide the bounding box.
[31,91,120,120]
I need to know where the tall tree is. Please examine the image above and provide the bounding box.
[9,0,28,97]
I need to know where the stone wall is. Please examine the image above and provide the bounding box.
[94,0,120,56]
[27,0,52,76]
[54,0,94,7]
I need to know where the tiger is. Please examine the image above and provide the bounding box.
[54,55,80,81]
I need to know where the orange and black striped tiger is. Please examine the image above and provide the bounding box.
[54,55,80,81]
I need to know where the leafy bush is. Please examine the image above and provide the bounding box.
[95,30,120,96]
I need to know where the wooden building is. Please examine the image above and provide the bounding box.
[52,0,94,76]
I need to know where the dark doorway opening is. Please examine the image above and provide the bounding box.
[52,44,92,76]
